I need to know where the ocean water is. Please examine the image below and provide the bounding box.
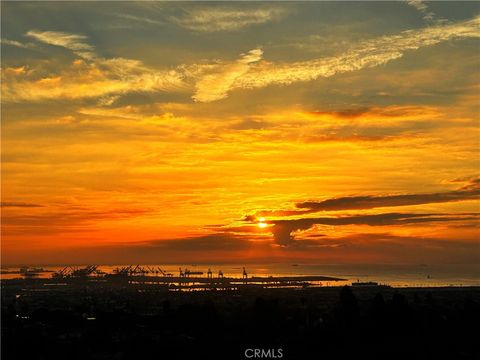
[1,263,479,287]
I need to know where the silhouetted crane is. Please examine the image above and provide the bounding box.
[158,267,173,277]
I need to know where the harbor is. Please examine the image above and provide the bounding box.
[2,265,348,291]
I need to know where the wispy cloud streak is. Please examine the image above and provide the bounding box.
[232,16,480,96]
[26,30,96,59]
[193,48,263,102]
[3,30,186,102]
[1,38,36,49]
[172,7,286,32]
[406,0,444,24]
[192,16,480,102]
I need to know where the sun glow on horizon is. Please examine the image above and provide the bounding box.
[258,217,267,228]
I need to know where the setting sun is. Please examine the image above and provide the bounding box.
[257,217,267,228]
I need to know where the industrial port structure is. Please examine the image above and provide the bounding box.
[7,265,347,291]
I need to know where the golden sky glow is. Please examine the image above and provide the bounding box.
[1,1,479,265]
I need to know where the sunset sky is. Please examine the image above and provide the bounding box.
[1,1,479,265]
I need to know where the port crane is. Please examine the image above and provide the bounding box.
[52,265,102,278]
[243,267,248,279]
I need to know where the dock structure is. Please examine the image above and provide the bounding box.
[126,274,344,290]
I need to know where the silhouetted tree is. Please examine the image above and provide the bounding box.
[336,286,359,328]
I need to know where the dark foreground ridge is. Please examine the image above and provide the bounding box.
[2,278,479,360]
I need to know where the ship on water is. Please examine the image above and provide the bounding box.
[19,267,45,277]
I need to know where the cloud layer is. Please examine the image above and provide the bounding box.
[244,179,480,245]
[232,16,480,96]
[3,15,479,103]
[296,188,480,212]
[269,213,479,245]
